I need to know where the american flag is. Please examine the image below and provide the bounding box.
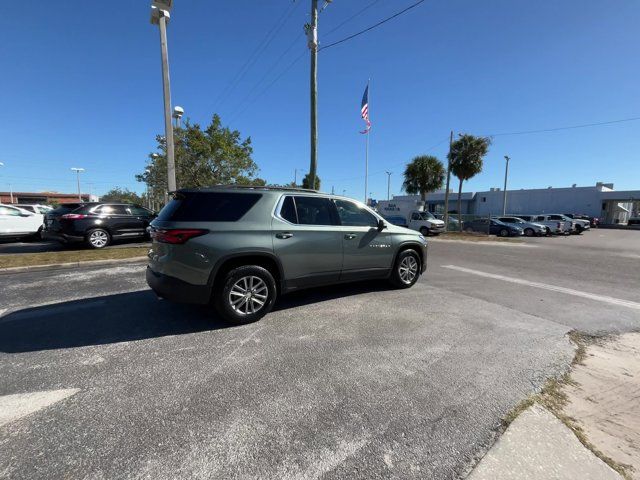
[360,84,371,134]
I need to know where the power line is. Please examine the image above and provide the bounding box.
[213,1,300,110]
[485,116,640,137]
[228,49,307,124]
[319,0,425,51]
[323,0,382,37]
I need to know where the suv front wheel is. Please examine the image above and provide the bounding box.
[86,228,111,249]
[215,265,277,324]
[390,249,421,289]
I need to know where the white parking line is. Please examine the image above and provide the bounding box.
[442,265,640,311]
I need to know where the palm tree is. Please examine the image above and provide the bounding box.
[448,134,492,229]
[402,155,446,207]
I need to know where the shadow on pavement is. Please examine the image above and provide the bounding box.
[0,281,395,354]
[0,238,150,254]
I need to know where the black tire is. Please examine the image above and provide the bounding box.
[86,228,111,249]
[499,228,509,237]
[389,249,421,289]
[215,265,277,324]
[524,228,534,237]
[419,227,429,236]
[545,227,552,236]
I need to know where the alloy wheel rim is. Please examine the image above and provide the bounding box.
[90,231,108,247]
[399,256,418,284]
[229,276,268,315]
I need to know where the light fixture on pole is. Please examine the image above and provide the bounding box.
[71,167,85,201]
[172,105,184,128]
[151,0,176,194]
[502,155,510,215]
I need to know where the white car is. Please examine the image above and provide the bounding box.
[15,204,53,214]
[0,204,43,240]
[408,210,446,236]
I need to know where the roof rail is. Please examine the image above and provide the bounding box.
[177,185,320,193]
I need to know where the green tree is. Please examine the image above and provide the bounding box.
[448,134,492,228]
[301,173,320,190]
[402,155,446,205]
[100,187,143,204]
[137,114,266,201]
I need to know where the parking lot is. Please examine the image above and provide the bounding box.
[1,229,638,479]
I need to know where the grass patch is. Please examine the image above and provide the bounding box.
[501,331,632,479]
[0,247,149,269]
[437,232,523,243]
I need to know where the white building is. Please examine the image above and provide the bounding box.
[376,182,639,224]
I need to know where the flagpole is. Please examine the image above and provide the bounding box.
[364,78,370,204]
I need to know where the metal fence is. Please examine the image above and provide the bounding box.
[434,214,493,234]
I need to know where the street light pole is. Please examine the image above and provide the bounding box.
[502,155,510,215]
[444,130,454,230]
[385,171,392,201]
[151,2,176,193]
[71,167,85,201]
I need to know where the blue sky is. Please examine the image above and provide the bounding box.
[0,0,638,200]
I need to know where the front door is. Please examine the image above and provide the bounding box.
[97,205,144,237]
[334,199,395,281]
[272,195,343,290]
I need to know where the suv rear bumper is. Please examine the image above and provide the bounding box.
[146,267,211,305]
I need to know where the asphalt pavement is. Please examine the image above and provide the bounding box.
[0,230,638,479]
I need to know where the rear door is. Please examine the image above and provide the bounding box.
[334,199,394,280]
[0,205,25,235]
[272,195,343,289]
[98,204,143,237]
[125,205,155,235]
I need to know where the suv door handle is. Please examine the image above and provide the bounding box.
[344,233,357,240]
[276,232,294,239]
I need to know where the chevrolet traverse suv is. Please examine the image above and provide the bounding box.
[146,186,428,324]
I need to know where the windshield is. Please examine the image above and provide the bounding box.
[418,211,435,220]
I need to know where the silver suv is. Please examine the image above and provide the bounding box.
[146,186,428,324]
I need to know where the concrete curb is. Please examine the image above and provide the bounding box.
[0,256,148,275]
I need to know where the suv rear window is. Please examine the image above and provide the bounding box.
[157,192,261,222]
[49,203,84,214]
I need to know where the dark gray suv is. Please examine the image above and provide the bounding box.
[146,186,428,324]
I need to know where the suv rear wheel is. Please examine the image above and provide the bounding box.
[390,249,421,289]
[215,265,277,324]
[86,228,111,249]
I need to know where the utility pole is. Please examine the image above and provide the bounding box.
[151,2,176,193]
[306,0,319,191]
[385,171,392,201]
[443,130,454,230]
[502,155,510,215]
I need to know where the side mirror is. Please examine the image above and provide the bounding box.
[377,219,386,231]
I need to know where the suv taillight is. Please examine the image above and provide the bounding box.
[151,228,208,244]
[61,214,89,219]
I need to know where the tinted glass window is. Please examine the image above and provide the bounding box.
[157,192,262,222]
[549,215,562,220]
[293,196,335,226]
[536,216,545,221]
[98,205,128,215]
[279,196,297,223]
[50,203,83,214]
[126,205,152,216]
[0,206,20,216]
[334,199,378,227]
[411,212,420,220]
[17,206,35,213]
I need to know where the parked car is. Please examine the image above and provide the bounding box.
[628,217,640,226]
[561,213,591,233]
[0,204,43,240]
[44,202,155,248]
[146,186,428,324]
[518,215,568,235]
[463,218,524,237]
[15,204,53,214]
[382,214,408,228]
[495,216,546,236]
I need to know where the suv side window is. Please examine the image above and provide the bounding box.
[536,216,545,221]
[279,196,298,224]
[97,205,127,215]
[411,212,420,221]
[293,196,336,226]
[549,215,562,220]
[126,205,152,216]
[334,199,378,227]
